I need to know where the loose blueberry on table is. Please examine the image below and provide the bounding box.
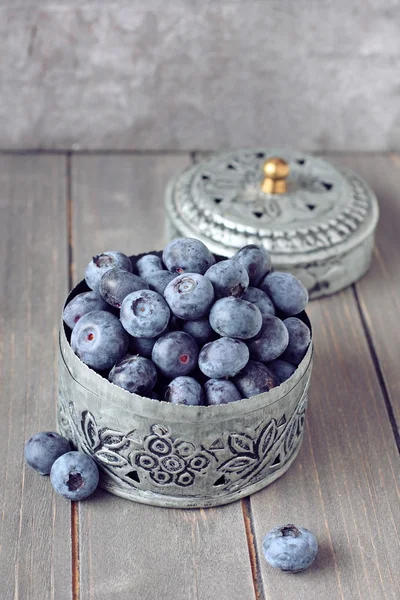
[50,451,99,501]
[262,524,318,572]
[24,432,72,475]
[62,237,311,403]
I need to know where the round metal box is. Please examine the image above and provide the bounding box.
[165,149,379,299]
[58,254,313,509]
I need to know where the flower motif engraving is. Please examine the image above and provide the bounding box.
[57,377,310,494]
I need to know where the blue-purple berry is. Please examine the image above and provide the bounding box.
[204,259,249,299]
[50,451,99,501]
[198,337,249,379]
[182,317,215,346]
[129,336,157,359]
[120,290,170,338]
[165,376,204,406]
[152,331,199,378]
[281,317,311,366]
[164,273,214,320]
[204,379,242,405]
[109,354,157,396]
[209,297,262,339]
[99,268,149,308]
[233,244,272,286]
[71,310,129,370]
[63,291,109,330]
[145,271,178,295]
[136,254,164,279]
[260,272,308,316]
[241,287,275,317]
[24,432,72,475]
[233,360,277,398]
[163,238,215,275]
[262,524,318,572]
[85,251,132,293]
[266,359,297,384]
[247,315,289,362]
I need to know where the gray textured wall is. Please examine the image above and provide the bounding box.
[2,0,400,151]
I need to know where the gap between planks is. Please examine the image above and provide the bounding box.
[241,498,266,600]
[352,285,400,453]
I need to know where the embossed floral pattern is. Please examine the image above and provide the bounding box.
[57,379,309,494]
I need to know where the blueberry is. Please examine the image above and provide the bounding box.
[198,337,249,379]
[120,290,170,338]
[85,251,132,293]
[260,272,308,316]
[24,432,72,475]
[50,451,99,501]
[262,524,318,572]
[164,273,214,320]
[233,360,277,397]
[209,297,262,339]
[247,315,289,362]
[204,259,249,299]
[182,317,215,346]
[129,336,157,359]
[145,270,178,295]
[136,254,164,279]
[99,268,149,308]
[165,376,204,406]
[71,310,129,370]
[241,287,275,317]
[204,379,242,405]
[281,317,311,366]
[152,331,199,378]
[109,354,158,396]
[163,238,215,275]
[266,359,296,384]
[233,244,272,286]
[63,291,109,330]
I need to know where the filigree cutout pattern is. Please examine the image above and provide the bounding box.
[57,383,309,496]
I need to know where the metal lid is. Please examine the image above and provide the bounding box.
[165,149,379,267]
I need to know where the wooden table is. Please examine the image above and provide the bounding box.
[1,152,399,600]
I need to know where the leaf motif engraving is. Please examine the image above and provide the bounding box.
[284,418,298,455]
[81,411,100,450]
[95,450,128,467]
[228,433,255,456]
[99,428,130,450]
[218,456,257,474]
[257,420,277,457]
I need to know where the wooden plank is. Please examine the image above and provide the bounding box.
[0,155,72,600]
[324,153,400,427]
[71,154,256,600]
[249,287,400,599]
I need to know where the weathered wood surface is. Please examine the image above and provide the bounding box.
[325,153,400,428]
[2,151,400,600]
[71,154,256,600]
[0,155,72,600]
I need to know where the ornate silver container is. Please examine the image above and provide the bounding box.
[57,255,313,509]
[165,149,379,299]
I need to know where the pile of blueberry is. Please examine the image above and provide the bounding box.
[63,238,311,405]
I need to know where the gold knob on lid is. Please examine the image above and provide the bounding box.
[261,157,289,194]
